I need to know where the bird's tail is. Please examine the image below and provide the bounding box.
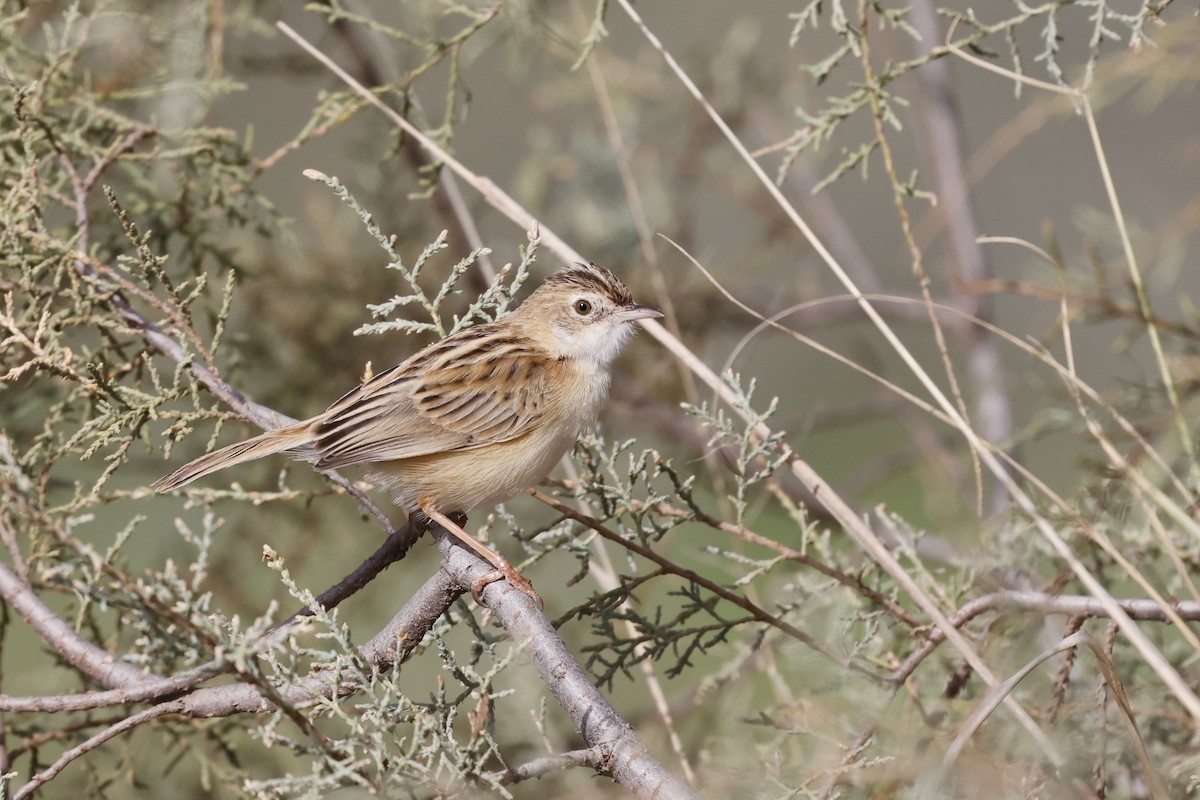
[152,422,314,493]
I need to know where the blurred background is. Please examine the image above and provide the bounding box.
[3,0,1200,797]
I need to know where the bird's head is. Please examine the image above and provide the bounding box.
[517,263,663,364]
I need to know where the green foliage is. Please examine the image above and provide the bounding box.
[2,1,1200,799]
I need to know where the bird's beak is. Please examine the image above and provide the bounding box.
[614,304,664,323]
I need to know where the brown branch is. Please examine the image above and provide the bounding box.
[638,498,923,628]
[279,518,424,627]
[5,713,131,761]
[530,489,889,687]
[0,661,229,714]
[968,277,1200,340]
[610,377,965,568]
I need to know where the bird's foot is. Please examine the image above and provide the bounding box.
[471,566,543,610]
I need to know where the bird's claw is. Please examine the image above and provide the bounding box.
[470,567,543,610]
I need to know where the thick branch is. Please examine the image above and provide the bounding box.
[0,561,458,715]
[432,530,699,800]
[7,540,695,798]
[0,560,146,690]
[176,565,461,718]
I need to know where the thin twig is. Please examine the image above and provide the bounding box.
[618,0,1200,731]
[530,489,887,686]
[937,631,1167,799]
[555,457,698,786]
[149,567,460,720]
[891,590,1200,686]
[639,498,922,628]
[0,661,228,713]
[328,3,499,282]
[945,16,1194,474]
[494,748,599,785]
[12,704,177,800]
[279,519,423,627]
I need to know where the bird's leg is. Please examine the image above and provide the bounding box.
[421,505,542,609]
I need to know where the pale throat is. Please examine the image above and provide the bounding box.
[548,319,635,365]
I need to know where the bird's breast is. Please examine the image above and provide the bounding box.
[369,425,578,514]
[546,357,611,437]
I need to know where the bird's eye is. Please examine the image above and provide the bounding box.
[574,299,592,315]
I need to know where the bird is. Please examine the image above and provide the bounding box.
[153,262,663,607]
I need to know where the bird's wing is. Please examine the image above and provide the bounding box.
[310,327,550,470]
